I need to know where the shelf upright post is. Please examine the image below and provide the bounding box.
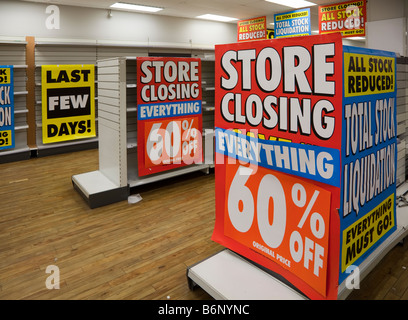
[25,36,37,151]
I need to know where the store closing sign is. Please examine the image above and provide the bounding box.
[319,0,366,38]
[0,65,14,150]
[137,57,203,176]
[237,16,267,42]
[41,65,96,144]
[213,34,343,299]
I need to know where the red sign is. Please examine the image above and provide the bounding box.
[225,162,332,296]
[137,57,202,176]
[237,16,267,42]
[213,34,343,299]
[319,0,366,38]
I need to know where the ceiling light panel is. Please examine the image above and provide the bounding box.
[196,14,238,22]
[110,2,163,12]
[265,0,316,9]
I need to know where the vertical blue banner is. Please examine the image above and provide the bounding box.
[274,8,311,38]
[339,46,397,283]
[0,65,14,150]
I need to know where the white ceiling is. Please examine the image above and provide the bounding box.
[20,0,345,30]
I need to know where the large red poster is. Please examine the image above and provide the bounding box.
[213,34,343,299]
[137,57,203,176]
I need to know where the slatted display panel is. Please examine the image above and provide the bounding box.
[125,58,138,180]
[96,47,148,186]
[97,57,128,187]
[397,57,408,185]
[34,44,98,156]
[0,41,30,163]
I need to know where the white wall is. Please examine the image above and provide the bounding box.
[2,0,407,54]
[367,18,406,56]
[0,1,236,48]
[367,0,406,21]
[366,0,407,56]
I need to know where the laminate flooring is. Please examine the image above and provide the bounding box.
[0,149,407,300]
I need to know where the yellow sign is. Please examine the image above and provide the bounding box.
[237,16,267,42]
[318,0,366,38]
[341,194,395,272]
[0,67,11,84]
[0,130,12,147]
[275,10,309,21]
[344,52,395,97]
[41,65,95,144]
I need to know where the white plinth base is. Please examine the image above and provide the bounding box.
[187,249,307,300]
[72,170,129,208]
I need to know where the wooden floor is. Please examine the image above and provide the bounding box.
[0,148,408,300]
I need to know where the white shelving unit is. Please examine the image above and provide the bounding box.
[72,55,215,208]
[72,57,128,208]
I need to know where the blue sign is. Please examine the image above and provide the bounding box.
[274,8,311,38]
[339,46,397,283]
[138,100,201,120]
[215,127,341,187]
[0,65,14,150]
